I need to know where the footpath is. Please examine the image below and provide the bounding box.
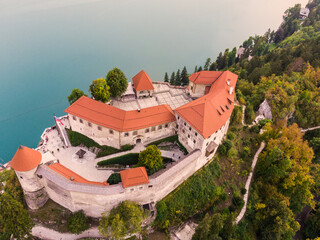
[32,225,103,240]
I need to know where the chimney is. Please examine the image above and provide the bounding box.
[138,108,140,112]
[229,86,234,95]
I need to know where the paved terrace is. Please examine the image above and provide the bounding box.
[110,82,191,111]
[38,121,185,183]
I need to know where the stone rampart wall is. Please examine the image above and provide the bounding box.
[36,150,201,217]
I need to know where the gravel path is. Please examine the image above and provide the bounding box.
[32,225,104,240]
[301,125,320,132]
[235,141,266,224]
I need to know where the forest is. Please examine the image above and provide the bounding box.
[159,1,320,239]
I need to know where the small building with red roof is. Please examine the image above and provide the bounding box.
[120,167,149,188]
[188,71,224,97]
[132,70,154,98]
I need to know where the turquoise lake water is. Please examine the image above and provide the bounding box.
[0,0,308,163]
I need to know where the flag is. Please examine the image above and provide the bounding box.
[54,115,64,126]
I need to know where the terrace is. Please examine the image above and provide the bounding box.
[110,82,191,111]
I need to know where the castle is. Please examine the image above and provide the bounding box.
[10,70,238,217]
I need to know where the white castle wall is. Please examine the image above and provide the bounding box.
[36,150,201,217]
[68,113,176,148]
[34,114,230,217]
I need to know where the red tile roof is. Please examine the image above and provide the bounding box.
[189,71,224,85]
[132,70,154,91]
[65,96,176,132]
[49,163,109,186]
[11,146,42,172]
[176,71,238,138]
[120,167,149,188]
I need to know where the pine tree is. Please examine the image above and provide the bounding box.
[204,58,211,70]
[198,66,203,72]
[164,72,169,82]
[194,65,198,73]
[181,66,188,86]
[170,72,175,85]
[175,69,181,86]
[209,62,217,71]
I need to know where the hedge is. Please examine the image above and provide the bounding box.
[97,153,140,167]
[148,135,189,155]
[67,129,133,158]
[107,173,122,185]
[98,154,173,167]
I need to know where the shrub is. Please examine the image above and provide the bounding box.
[97,153,139,167]
[249,125,260,134]
[68,130,100,148]
[96,146,121,158]
[227,132,235,140]
[232,196,245,209]
[107,173,122,185]
[120,144,134,151]
[241,188,247,195]
[67,210,89,234]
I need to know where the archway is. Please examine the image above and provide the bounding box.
[136,138,141,144]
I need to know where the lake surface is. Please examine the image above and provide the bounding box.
[0,0,308,163]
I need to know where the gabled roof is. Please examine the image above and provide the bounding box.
[11,146,42,172]
[120,167,149,188]
[65,96,175,132]
[189,71,224,85]
[49,163,108,186]
[132,70,154,91]
[176,71,238,138]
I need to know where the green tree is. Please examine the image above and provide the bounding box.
[67,88,87,105]
[304,206,320,239]
[138,145,163,174]
[105,67,128,97]
[89,78,110,103]
[98,201,148,240]
[175,69,181,86]
[181,66,189,86]
[204,58,211,70]
[0,192,34,239]
[67,210,89,234]
[170,72,175,85]
[0,169,23,203]
[164,72,169,82]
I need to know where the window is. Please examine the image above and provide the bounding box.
[130,188,134,192]
[98,126,102,131]
[195,132,198,136]
[79,119,83,124]
[148,185,153,188]
[206,142,209,146]
[72,116,76,120]
[133,131,138,135]
[145,128,149,133]
[193,140,196,144]
[125,132,129,137]
[178,116,180,120]
[88,122,92,127]
[184,122,186,126]
[110,129,114,134]
[139,187,143,190]
[189,127,191,131]
[188,134,190,138]
[151,126,156,131]
[165,124,168,128]
[182,129,185,133]
[226,104,229,110]
[158,125,162,130]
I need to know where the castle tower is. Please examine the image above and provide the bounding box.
[10,146,48,209]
